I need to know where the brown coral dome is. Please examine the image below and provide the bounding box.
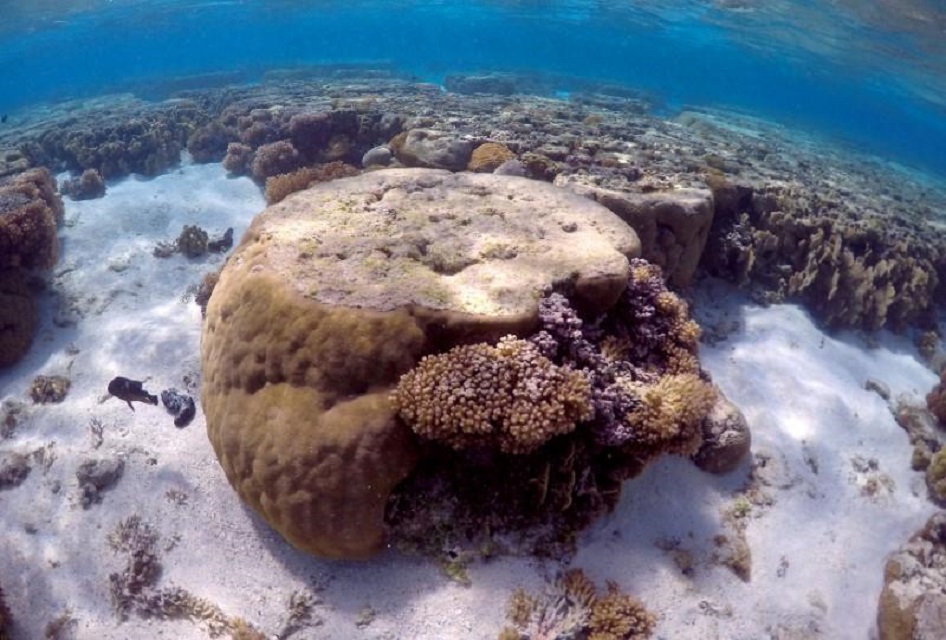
[201,168,641,559]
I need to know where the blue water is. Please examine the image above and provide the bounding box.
[1,0,945,177]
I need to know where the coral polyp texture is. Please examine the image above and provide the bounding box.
[392,336,593,454]
[201,168,641,559]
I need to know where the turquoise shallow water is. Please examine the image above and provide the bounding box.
[0,1,945,176]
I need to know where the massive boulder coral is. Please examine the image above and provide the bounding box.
[0,167,63,270]
[0,167,62,368]
[877,512,946,640]
[558,175,715,288]
[201,168,640,558]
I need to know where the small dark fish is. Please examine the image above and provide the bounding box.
[0,115,6,123]
[107,376,158,411]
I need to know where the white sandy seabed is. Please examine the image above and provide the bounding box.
[0,157,939,640]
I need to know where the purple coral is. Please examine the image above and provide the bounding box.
[529,261,704,448]
[606,258,702,375]
[530,292,642,447]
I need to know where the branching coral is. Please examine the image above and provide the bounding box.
[499,569,655,640]
[619,373,717,458]
[60,168,106,200]
[528,263,710,453]
[393,336,592,454]
[703,182,943,331]
[388,262,726,558]
[265,161,360,204]
[176,225,209,258]
[604,259,701,376]
[250,140,302,182]
[587,582,656,640]
[222,142,253,175]
[187,121,236,164]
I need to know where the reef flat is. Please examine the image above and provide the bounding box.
[1,67,946,639]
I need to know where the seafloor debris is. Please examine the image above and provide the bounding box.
[160,388,196,428]
[107,376,158,411]
[76,457,125,507]
[154,225,233,258]
[0,398,27,439]
[29,375,71,404]
[0,451,31,490]
[60,168,106,200]
[106,516,319,638]
[207,227,233,253]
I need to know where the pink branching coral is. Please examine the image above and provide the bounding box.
[392,336,593,454]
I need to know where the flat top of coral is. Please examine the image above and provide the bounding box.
[239,168,640,315]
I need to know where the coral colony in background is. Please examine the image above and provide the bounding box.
[3,67,946,639]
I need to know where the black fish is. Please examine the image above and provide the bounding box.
[0,115,6,123]
[107,376,158,411]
